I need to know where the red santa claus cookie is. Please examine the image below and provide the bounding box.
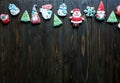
[69,8,84,27]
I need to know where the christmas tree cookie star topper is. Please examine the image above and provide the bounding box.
[39,4,52,20]
[69,8,84,27]
[0,14,10,24]
[96,1,106,21]
[116,5,120,16]
[84,6,95,17]
[8,3,20,16]
[21,10,30,22]
[57,3,67,17]
[53,14,63,27]
[31,4,41,24]
[107,11,118,23]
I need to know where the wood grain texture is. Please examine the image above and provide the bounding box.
[0,0,120,83]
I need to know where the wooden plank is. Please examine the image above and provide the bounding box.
[48,0,64,83]
[0,0,13,83]
[76,0,92,83]
[18,0,35,83]
[106,0,120,83]
[87,0,107,83]
[63,0,81,82]
[32,0,52,83]
[7,1,23,83]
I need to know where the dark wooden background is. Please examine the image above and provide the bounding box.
[0,0,120,83]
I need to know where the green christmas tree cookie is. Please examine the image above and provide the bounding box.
[53,14,62,27]
[21,10,30,22]
[107,11,118,23]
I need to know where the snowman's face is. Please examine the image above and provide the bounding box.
[11,10,19,15]
[73,11,81,17]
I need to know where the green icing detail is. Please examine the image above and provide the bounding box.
[21,10,30,22]
[54,14,62,27]
[107,11,118,23]
[96,17,104,21]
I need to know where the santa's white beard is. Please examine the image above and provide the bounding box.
[73,13,81,17]
[73,14,81,17]
[98,13,104,18]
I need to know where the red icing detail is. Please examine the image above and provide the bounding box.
[42,4,52,10]
[3,19,10,24]
[116,5,120,16]
[98,1,104,11]
[0,14,10,24]
[72,8,80,13]
[31,15,40,24]
[71,16,83,23]
[116,11,120,16]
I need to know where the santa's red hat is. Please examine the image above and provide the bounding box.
[71,8,80,13]
[42,4,52,10]
[97,1,104,11]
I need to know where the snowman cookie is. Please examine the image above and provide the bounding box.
[8,3,20,16]
[57,3,67,17]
